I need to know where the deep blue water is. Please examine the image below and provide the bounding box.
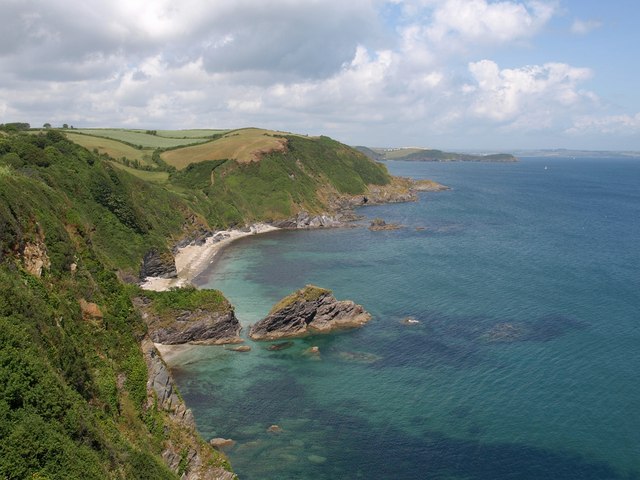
[170,158,640,479]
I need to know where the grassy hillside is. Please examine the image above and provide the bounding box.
[0,131,235,479]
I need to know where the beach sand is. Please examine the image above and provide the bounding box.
[140,222,279,292]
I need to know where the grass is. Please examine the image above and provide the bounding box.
[108,161,170,184]
[65,132,154,165]
[75,129,207,148]
[161,128,288,169]
[155,129,229,139]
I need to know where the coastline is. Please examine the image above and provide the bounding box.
[140,222,279,292]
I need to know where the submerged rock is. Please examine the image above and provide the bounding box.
[267,341,295,351]
[228,345,251,352]
[249,285,371,341]
[209,438,236,450]
[267,425,283,434]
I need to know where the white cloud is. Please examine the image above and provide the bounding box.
[571,19,602,35]
[425,0,555,45]
[1,0,637,149]
[467,60,594,124]
[568,113,640,135]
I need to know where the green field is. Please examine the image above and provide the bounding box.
[76,129,207,148]
[65,132,155,166]
[108,161,169,183]
[154,129,229,138]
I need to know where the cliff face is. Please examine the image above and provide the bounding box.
[135,297,242,345]
[140,248,178,280]
[249,285,371,340]
[143,339,236,480]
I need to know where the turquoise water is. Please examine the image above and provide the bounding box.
[170,158,640,479]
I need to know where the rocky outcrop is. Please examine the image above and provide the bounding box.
[140,248,178,279]
[330,177,448,212]
[369,218,402,231]
[272,211,343,229]
[134,296,242,345]
[249,285,371,340]
[142,338,237,480]
[21,224,51,277]
[79,299,104,322]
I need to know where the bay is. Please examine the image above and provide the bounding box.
[168,158,640,479]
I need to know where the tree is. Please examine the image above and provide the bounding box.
[43,123,52,129]
[62,124,69,129]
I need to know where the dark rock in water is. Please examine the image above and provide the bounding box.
[369,218,402,231]
[249,285,371,340]
[139,248,177,279]
[401,316,420,325]
[267,341,295,351]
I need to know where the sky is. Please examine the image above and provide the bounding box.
[1,0,639,150]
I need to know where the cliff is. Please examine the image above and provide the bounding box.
[135,287,242,345]
[249,285,371,340]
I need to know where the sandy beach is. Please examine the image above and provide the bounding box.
[140,222,279,292]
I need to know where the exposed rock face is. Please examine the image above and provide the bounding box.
[22,235,51,277]
[134,297,242,345]
[329,177,448,213]
[272,211,343,229]
[140,248,178,279]
[79,299,103,321]
[249,285,371,340]
[142,338,237,480]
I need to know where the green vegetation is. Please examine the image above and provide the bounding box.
[109,161,170,184]
[0,126,393,477]
[269,285,331,314]
[142,286,231,318]
[0,130,239,479]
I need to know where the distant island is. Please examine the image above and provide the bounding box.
[354,146,517,162]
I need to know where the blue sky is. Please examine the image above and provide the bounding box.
[1,0,639,150]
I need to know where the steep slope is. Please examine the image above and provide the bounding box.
[0,131,235,479]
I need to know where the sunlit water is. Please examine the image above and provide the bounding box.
[168,158,640,479]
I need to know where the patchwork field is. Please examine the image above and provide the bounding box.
[65,132,154,166]
[161,128,289,169]
[75,129,207,148]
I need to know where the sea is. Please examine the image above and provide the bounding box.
[168,157,640,480]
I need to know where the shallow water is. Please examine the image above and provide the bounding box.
[170,158,640,479]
